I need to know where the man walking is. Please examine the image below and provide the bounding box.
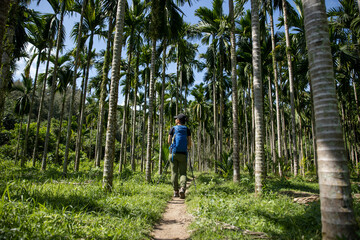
[168,113,191,199]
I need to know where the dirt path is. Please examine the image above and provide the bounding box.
[151,191,193,240]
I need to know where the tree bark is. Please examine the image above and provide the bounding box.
[102,0,126,191]
[145,37,156,183]
[131,53,140,171]
[0,0,10,88]
[251,0,264,196]
[229,0,239,182]
[158,41,167,175]
[303,0,358,238]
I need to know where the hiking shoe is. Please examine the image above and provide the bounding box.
[174,190,179,197]
[179,188,186,199]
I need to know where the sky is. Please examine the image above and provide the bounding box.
[16,0,341,105]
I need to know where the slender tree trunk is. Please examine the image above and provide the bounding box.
[229,0,239,182]
[102,0,126,191]
[41,7,66,171]
[251,0,264,195]
[268,76,276,172]
[145,37,156,182]
[303,0,358,238]
[119,52,132,173]
[95,18,113,167]
[21,52,42,167]
[176,46,179,115]
[269,4,282,176]
[15,116,24,164]
[32,41,53,166]
[282,0,298,176]
[63,0,86,175]
[55,91,67,164]
[131,53,140,171]
[141,64,148,173]
[75,33,94,172]
[158,41,167,175]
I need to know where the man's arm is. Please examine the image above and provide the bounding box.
[168,135,172,144]
[187,136,191,150]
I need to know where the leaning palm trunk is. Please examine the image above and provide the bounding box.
[103,0,126,191]
[32,41,53,167]
[282,0,298,176]
[158,41,167,175]
[21,53,42,167]
[251,0,264,196]
[145,37,156,182]
[0,0,10,75]
[0,19,14,125]
[95,19,113,167]
[229,0,239,182]
[63,0,87,175]
[75,33,94,172]
[303,0,358,238]
[41,6,66,171]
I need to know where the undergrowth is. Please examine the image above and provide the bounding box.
[186,173,360,240]
[0,160,172,239]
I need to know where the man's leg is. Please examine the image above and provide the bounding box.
[170,154,179,192]
[178,154,187,198]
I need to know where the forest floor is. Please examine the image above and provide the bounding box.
[151,183,193,240]
[151,195,192,240]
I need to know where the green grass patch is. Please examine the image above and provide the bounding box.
[0,160,172,239]
[186,173,327,240]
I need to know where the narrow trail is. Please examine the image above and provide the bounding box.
[151,183,193,240]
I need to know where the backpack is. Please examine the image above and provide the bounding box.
[170,125,188,154]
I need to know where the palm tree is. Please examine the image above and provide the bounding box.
[229,0,240,182]
[41,0,72,171]
[21,15,48,167]
[63,0,87,175]
[303,0,358,238]
[251,0,264,195]
[13,75,32,164]
[32,13,58,166]
[281,0,298,175]
[94,0,117,167]
[73,0,105,172]
[264,0,283,175]
[195,0,228,170]
[54,63,74,164]
[102,0,126,191]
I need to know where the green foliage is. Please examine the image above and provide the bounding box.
[0,160,172,239]
[186,173,329,239]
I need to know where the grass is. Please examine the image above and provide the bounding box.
[0,160,172,239]
[186,172,360,240]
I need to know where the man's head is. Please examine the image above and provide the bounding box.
[174,113,187,125]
